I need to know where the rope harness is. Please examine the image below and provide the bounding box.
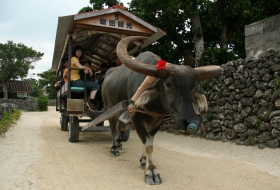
[127,107,170,117]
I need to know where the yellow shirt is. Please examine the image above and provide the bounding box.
[71,57,80,81]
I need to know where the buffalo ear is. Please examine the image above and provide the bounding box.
[135,88,158,108]
[146,79,161,91]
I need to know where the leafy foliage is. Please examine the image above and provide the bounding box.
[37,96,49,111]
[89,0,124,10]
[78,6,93,13]
[79,0,280,67]
[23,78,43,98]
[0,41,43,98]
[200,48,238,66]
[128,0,280,65]
[201,0,280,59]
[0,108,21,137]
[130,0,185,63]
[274,76,280,90]
[37,69,57,99]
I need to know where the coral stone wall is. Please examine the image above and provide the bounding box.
[49,99,56,106]
[200,49,280,149]
[0,99,39,119]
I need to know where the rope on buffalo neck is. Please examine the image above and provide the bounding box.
[127,107,170,117]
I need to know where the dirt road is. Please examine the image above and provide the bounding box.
[1,107,280,190]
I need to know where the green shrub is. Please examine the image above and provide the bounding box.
[37,96,49,111]
[274,76,280,90]
[0,108,21,136]
[200,47,238,66]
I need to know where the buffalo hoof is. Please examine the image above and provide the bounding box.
[145,173,161,185]
[110,146,120,157]
[154,174,162,185]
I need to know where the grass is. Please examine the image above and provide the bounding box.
[274,76,280,90]
[248,136,257,142]
[0,108,21,137]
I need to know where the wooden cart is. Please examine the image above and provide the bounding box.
[51,5,165,142]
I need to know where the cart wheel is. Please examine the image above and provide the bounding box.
[60,112,69,131]
[69,116,79,142]
[121,126,130,142]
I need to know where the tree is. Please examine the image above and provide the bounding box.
[89,0,124,10]
[201,0,280,59]
[129,0,280,65]
[129,0,204,65]
[187,0,205,66]
[78,6,93,13]
[37,69,57,99]
[23,78,42,98]
[78,0,279,66]
[0,41,44,99]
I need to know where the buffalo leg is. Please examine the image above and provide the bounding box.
[139,124,161,170]
[109,117,122,157]
[142,136,161,185]
[139,153,146,170]
[133,117,162,185]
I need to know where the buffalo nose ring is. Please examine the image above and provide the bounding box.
[186,123,197,134]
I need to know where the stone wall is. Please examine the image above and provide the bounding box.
[0,99,56,120]
[0,102,15,120]
[49,99,56,106]
[0,99,39,111]
[245,14,280,57]
[199,48,280,149]
[0,99,39,120]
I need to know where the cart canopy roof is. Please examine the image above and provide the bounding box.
[51,5,165,73]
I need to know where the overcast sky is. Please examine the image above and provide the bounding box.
[0,0,129,79]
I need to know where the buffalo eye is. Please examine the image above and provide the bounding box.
[165,82,172,88]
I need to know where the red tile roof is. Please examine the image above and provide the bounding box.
[0,80,33,92]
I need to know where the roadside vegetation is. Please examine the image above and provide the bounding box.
[0,108,21,136]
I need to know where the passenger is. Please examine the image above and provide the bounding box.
[119,59,168,124]
[95,63,110,111]
[97,63,110,86]
[91,74,96,82]
[95,72,100,83]
[80,61,93,82]
[54,58,68,90]
[62,59,69,83]
[70,45,100,111]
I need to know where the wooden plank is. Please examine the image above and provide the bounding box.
[81,126,110,132]
[74,24,151,36]
[74,13,154,35]
[56,82,68,98]
[67,99,84,111]
[81,100,129,131]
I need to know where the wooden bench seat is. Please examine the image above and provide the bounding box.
[57,81,85,98]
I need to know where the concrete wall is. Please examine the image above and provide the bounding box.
[245,14,280,57]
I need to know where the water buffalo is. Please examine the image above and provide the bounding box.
[102,36,222,184]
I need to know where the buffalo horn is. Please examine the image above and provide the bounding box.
[116,36,168,78]
[194,66,223,81]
